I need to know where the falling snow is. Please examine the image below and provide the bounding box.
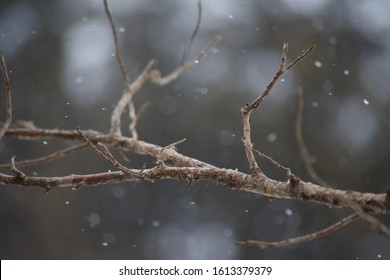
[285,208,293,216]
[88,212,101,228]
[75,76,84,84]
[267,132,277,142]
[314,60,322,68]
[151,220,160,227]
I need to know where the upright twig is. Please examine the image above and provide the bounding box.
[181,1,202,65]
[103,0,131,89]
[10,156,26,180]
[241,44,315,177]
[295,88,332,188]
[128,101,150,140]
[0,52,12,140]
[109,60,154,136]
[104,0,142,138]
[106,0,220,138]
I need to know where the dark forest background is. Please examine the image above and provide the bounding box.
[1,0,390,259]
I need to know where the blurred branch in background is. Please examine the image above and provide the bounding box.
[0,52,12,140]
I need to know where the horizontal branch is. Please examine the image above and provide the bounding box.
[1,134,389,213]
[4,127,213,168]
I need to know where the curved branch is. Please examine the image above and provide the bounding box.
[237,213,358,249]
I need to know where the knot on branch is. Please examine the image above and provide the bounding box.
[288,173,300,188]
[149,69,161,81]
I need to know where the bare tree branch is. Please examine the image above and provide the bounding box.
[237,213,358,249]
[149,35,222,86]
[105,0,220,138]
[2,164,388,213]
[295,88,333,188]
[128,101,150,140]
[241,43,315,177]
[181,1,202,65]
[0,52,12,140]
[109,60,154,136]
[0,143,88,169]
[0,1,388,251]
[295,89,390,239]
[355,209,390,238]
[252,148,292,176]
[103,0,131,89]
[10,156,26,180]
[105,0,153,138]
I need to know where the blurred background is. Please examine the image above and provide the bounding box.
[1,0,390,259]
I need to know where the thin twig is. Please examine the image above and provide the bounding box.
[78,127,141,177]
[104,0,152,139]
[295,88,332,188]
[96,142,139,176]
[181,1,202,65]
[109,60,155,136]
[342,197,390,239]
[0,143,88,169]
[106,0,220,137]
[157,138,187,166]
[162,138,187,151]
[252,148,291,174]
[128,101,150,140]
[241,43,288,177]
[149,35,222,86]
[251,43,289,110]
[103,0,131,90]
[0,52,12,140]
[356,210,390,238]
[295,88,390,238]
[104,0,149,139]
[241,43,314,177]
[128,101,138,139]
[77,127,110,161]
[11,156,26,180]
[285,45,315,71]
[237,213,358,249]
